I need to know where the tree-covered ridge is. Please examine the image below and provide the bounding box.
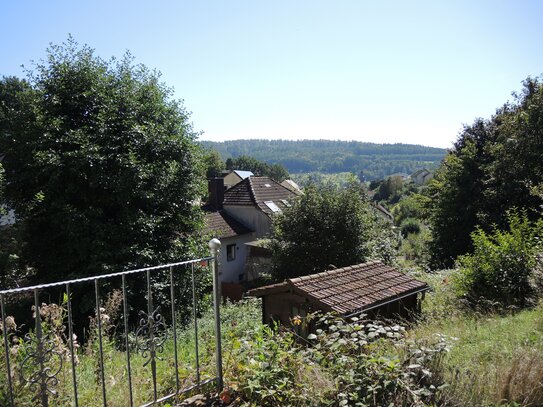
[201,139,447,180]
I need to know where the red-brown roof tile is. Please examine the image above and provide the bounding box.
[204,209,253,239]
[223,176,300,215]
[248,261,429,315]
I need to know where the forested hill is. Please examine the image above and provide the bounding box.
[201,139,447,180]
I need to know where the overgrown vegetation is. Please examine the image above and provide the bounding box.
[426,76,543,268]
[225,155,290,182]
[5,276,543,407]
[453,210,543,309]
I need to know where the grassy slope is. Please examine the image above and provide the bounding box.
[410,271,543,406]
[3,277,543,406]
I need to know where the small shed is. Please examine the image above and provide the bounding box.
[248,261,430,326]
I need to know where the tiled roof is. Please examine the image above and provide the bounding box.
[203,208,253,239]
[248,261,429,315]
[223,176,299,214]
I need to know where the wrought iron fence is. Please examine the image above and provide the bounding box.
[0,238,223,407]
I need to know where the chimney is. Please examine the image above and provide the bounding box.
[208,177,224,210]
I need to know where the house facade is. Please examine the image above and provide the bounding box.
[222,176,300,238]
[204,176,299,283]
[204,208,254,283]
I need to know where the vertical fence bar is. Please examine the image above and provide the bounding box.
[94,280,107,407]
[0,294,14,407]
[122,275,134,407]
[65,284,79,407]
[34,289,49,407]
[191,263,200,384]
[208,238,223,393]
[169,266,180,393]
[147,270,158,403]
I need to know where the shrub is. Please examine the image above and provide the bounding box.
[400,218,421,237]
[454,210,543,308]
[400,226,431,267]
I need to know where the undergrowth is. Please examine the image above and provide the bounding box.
[2,275,543,406]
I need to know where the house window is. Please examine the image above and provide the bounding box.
[227,244,236,261]
[264,200,281,213]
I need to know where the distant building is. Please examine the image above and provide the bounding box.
[280,179,303,194]
[203,206,254,283]
[222,176,300,238]
[223,170,254,189]
[248,261,429,326]
[371,203,393,222]
[204,176,299,283]
[411,168,432,185]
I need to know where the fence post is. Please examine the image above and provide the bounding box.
[208,238,223,393]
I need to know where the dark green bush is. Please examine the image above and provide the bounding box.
[454,210,543,308]
[400,218,421,237]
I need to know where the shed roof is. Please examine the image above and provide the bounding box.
[203,208,253,239]
[248,261,429,315]
[223,176,299,214]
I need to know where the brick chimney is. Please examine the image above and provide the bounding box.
[208,177,224,210]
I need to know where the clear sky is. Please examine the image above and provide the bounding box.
[1,1,542,148]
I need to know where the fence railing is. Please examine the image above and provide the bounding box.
[0,238,223,407]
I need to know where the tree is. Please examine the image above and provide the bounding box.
[426,137,488,268]
[269,183,385,280]
[0,38,204,283]
[454,210,543,308]
[203,149,225,178]
[426,77,543,268]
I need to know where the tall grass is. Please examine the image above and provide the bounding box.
[411,269,543,406]
[0,298,262,406]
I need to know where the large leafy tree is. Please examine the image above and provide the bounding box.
[427,77,543,268]
[0,39,204,283]
[270,183,381,280]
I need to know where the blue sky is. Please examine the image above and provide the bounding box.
[1,1,542,148]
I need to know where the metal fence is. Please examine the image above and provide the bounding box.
[0,238,223,407]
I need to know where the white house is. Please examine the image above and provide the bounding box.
[204,176,300,283]
[222,176,300,238]
[204,208,254,283]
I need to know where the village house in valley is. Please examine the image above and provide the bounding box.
[204,174,300,284]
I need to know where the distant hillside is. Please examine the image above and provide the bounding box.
[201,139,447,180]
